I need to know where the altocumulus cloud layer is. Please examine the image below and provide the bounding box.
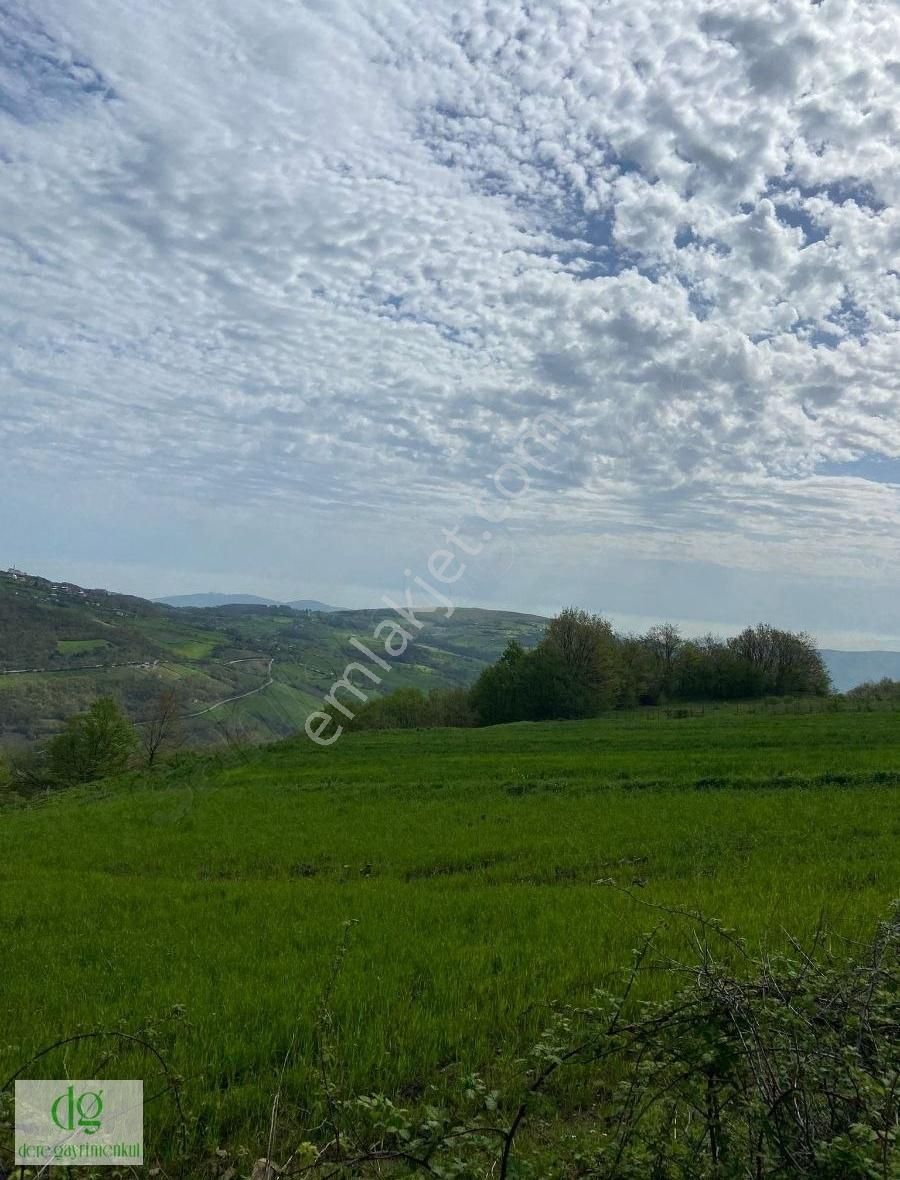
[0,0,898,640]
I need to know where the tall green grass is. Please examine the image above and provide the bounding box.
[1,709,898,1161]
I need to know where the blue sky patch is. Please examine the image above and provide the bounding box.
[817,456,900,484]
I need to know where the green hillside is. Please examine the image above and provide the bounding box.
[0,570,545,746]
[1,708,897,1171]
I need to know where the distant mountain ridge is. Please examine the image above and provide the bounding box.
[156,592,342,612]
[156,593,277,608]
[290,599,342,612]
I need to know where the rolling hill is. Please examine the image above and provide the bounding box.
[0,569,545,747]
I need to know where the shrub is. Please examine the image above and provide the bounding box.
[46,696,136,787]
[230,901,900,1179]
[848,678,900,702]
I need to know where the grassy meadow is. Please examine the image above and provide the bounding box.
[1,708,898,1166]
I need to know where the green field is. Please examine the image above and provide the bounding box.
[55,638,112,656]
[1,709,898,1169]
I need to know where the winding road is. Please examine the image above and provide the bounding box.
[1,653,280,722]
[186,657,276,718]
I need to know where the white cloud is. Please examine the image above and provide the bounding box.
[0,0,898,631]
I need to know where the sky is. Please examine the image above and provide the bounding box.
[1,0,899,648]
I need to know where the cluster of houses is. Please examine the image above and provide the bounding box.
[2,568,127,614]
[5,567,90,598]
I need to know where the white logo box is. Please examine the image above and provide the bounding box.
[15,1080,143,1168]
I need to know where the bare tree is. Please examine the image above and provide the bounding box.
[141,688,182,768]
[214,711,254,762]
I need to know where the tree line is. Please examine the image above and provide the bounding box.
[0,612,835,788]
[846,677,900,702]
[350,610,832,730]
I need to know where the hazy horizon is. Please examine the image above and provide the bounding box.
[8,557,900,654]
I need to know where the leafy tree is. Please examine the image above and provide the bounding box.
[670,635,746,701]
[671,638,710,700]
[468,640,527,725]
[541,607,621,713]
[425,687,477,728]
[619,635,661,706]
[349,686,477,731]
[471,631,617,724]
[728,624,831,696]
[643,623,682,699]
[512,644,582,720]
[47,697,136,787]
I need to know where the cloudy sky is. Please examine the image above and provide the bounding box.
[1,0,899,646]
